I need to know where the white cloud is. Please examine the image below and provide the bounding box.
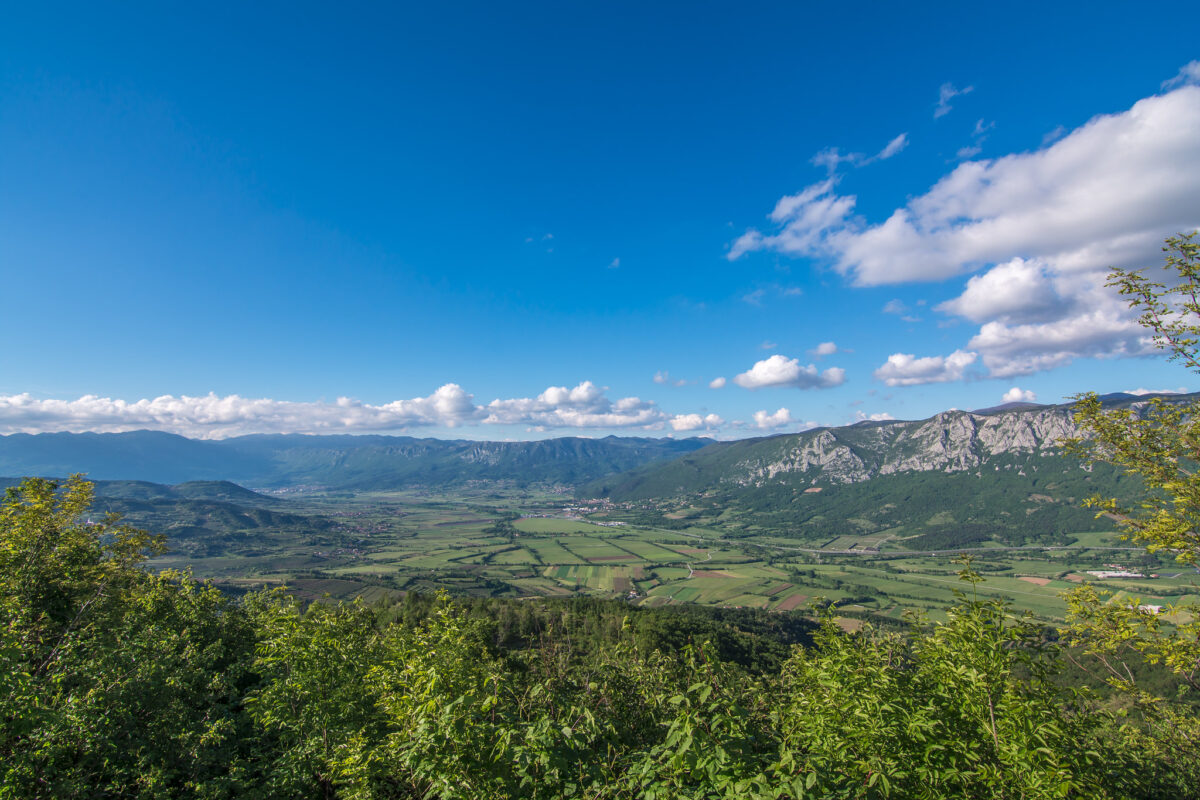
[812,147,860,174]
[709,377,727,389]
[877,132,909,160]
[955,119,993,161]
[730,85,1200,285]
[483,381,666,428]
[669,413,724,432]
[873,350,978,387]
[1002,387,1037,403]
[812,341,839,356]
[654,371,687,387]
[0,386,485,439]
[752,408,796,430]
[760,340,778,350]
[934,82,974,118]
[608,257,620,269]
[0,382,676,437]
[935,262,1155,376]
[1163,60,1200,90]
[812,133,909,175]
[1127,387,1189,395]
[854,411,896,422]
[936,258,1069,324]
[731,80,1200,380]
[967,308,1152,377]
[734,355,846,390]
[727,178,854,261]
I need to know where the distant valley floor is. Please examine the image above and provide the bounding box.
[133,484,1198,624]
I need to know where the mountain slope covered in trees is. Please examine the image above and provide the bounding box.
[583,394,1191,501]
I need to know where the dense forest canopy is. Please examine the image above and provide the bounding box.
[2,473,1199,799]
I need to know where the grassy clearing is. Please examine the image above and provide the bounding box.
[514,517,606,534]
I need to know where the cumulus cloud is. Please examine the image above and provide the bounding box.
[669,413,724,432]
[935,82,974,118]
[967,307,1152,377]
[854,411,896,422]
[1002,387,1037,403]
[483,381,666,429]
[873,350,978,387]
[730,84,1200,285]
[0,382,676,437]
[734,355,846,390]
[936,258,1070,324]
[709,377,727,389]
[731,77,1200,379]
[812,341,839,357]
[752,408,796,430]
[0,386,485,439]
[935,254,1159,377]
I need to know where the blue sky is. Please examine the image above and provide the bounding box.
[2,2,1199,439]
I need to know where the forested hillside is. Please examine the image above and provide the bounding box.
[578,397,1185,546]
[583,395,1192,502]
[3,475,1198,799]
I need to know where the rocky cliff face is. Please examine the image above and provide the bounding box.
[729,404,1125,488]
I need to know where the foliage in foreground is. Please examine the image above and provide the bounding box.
[2,476,1199,799]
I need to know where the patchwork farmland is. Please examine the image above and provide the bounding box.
[144,486,1200,624]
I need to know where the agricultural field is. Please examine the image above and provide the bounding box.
[144,487,1200,624]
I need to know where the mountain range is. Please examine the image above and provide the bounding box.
[0,393,1187,501]
[0,431,711,488]
[2,392,1187,550]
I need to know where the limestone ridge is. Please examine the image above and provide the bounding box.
[583,393,1196,500]
[733,407,1084,487]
